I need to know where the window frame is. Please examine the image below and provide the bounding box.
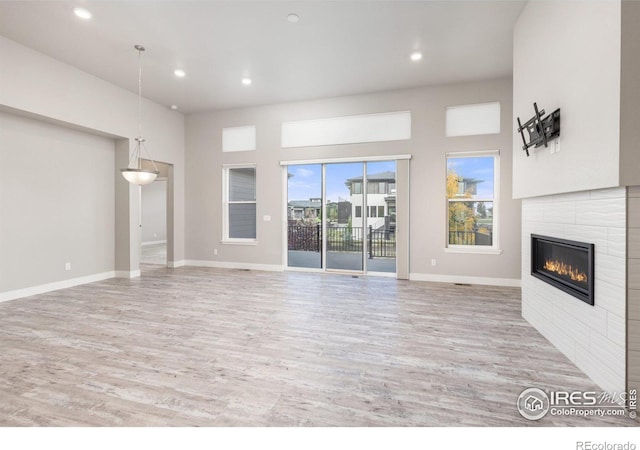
[222,164,257,245]
[445,150,501,254]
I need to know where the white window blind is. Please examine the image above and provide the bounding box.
[224,167,256,240]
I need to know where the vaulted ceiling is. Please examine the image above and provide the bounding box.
[0,1,526,113]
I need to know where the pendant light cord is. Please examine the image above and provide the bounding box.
[138,47,143,141]
[127,45,159,173]
[137,47,143,170]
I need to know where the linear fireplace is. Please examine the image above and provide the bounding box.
[531,234,594,305]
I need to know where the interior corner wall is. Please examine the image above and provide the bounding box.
[0,111,115,293]
[185,78,521,283]
[0,36,186,289]
[619,0,640,187]
[512,0,622,199]
[627,187,640,394]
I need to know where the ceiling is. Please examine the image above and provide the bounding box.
[0,1,526,114]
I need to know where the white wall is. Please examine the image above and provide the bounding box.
[186,78,521,283]
[0,111,115,293]
[627,187,640,394]
[513,0,621,199]
[620,0,640,187]
[521,188,626,394]
[0,35,185,295]
[142,180,167,244]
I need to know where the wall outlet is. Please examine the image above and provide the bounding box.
[214,249,218,256]
[65,262,71,271]
[153,233,157,238]
[431,259,437,267]
[263,215,271,222]
[551,139,560,154]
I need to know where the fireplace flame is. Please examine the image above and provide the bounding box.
[544,259,588,282]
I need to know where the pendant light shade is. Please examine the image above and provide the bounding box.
[121,169,158,185]
[120,45,159,185]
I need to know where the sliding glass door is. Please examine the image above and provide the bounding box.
[287,164,322,269]
[365,161,396,274]
[325,162,364,272]
[286,160,397,275]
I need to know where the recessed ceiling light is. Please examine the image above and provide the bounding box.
[174,69,186,78]
[241,78,252,86]
[410,52,423,62]
[287,13,300,23]
[170,105,178,110]
[73,7,92,20]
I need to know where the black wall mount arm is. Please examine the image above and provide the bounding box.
[516,102,560,156]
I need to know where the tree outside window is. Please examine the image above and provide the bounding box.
[446,155,496,247]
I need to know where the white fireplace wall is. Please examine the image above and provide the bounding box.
[521,187,626,394]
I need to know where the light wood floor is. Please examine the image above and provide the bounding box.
[140,243,166,265]
[0,266,633,426]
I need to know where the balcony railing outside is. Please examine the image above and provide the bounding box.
[448,230,493,246]
[288,224,396,258]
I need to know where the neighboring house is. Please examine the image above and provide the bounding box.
[337,200,352,225]
[288,198,322,221]
[346,171,396,231]
[455,177,483,197]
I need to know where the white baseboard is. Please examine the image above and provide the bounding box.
[284,266,325,273]
[409,273,521,287]
[115,270,141,279]
[184,260,284,272]
[366,271,397,278]
[141,240,167,246]
[168,260,185,268]
[0,271,116,303]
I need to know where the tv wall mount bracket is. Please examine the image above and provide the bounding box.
[516,102,560,157]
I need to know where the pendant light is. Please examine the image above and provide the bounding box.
[120,44,159,185]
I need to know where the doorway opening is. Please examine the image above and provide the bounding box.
[140,159,170,268]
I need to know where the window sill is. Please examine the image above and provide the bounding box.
[445,247,502,255]
[221,239,257,246]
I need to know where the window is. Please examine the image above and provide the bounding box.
[378,206,385,217]
[223,166,256,242]
[222,126,256,152]
[352,182,362,195]
[446,102,500,137]
[446,152,498,251]
[366,182,387,194]
[281,111,411,148]
[368,206,377,217]
[355,206,362,218]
